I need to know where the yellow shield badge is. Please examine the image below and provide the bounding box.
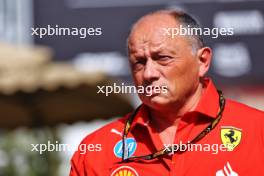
[221,126,242,151]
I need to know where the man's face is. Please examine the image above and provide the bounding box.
[128,14,201,110]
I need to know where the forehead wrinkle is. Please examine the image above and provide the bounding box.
[128,13,183,55]
[149,42,165,54]
[129,41,147,56]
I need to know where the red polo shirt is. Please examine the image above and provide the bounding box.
[70,79,264,176]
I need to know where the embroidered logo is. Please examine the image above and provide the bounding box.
[221,126,242,151]
[111,166,139,176]
[216,162,238,176]
[113,138,137,158]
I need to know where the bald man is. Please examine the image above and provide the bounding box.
[70,10,264,176]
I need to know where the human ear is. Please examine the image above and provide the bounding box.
[197,47,212,77]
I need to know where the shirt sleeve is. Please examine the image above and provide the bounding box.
[69,150,86,176]
[69,136,99,176]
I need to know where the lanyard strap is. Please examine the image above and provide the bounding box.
[122,90,225,162]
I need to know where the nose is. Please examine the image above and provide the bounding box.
[143,59,160,83]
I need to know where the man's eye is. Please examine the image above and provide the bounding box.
[136,60,144,64]
[132,60,145,70]
[159,56,169,60]
[158,56,172,62]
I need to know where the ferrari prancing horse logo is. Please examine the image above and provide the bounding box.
[110,166,139,176]
[221,126,242,151]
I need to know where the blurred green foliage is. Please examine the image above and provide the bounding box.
[0,127,61,176]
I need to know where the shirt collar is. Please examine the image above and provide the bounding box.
[193,78,220,118]
[130,78,220,130]
[130,104,150,130]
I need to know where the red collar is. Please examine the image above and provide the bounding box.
[130,78,220,130]
[193,78,220,119]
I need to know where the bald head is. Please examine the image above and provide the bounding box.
[127,10,204,54]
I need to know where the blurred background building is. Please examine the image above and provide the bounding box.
[0,0,263,175]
